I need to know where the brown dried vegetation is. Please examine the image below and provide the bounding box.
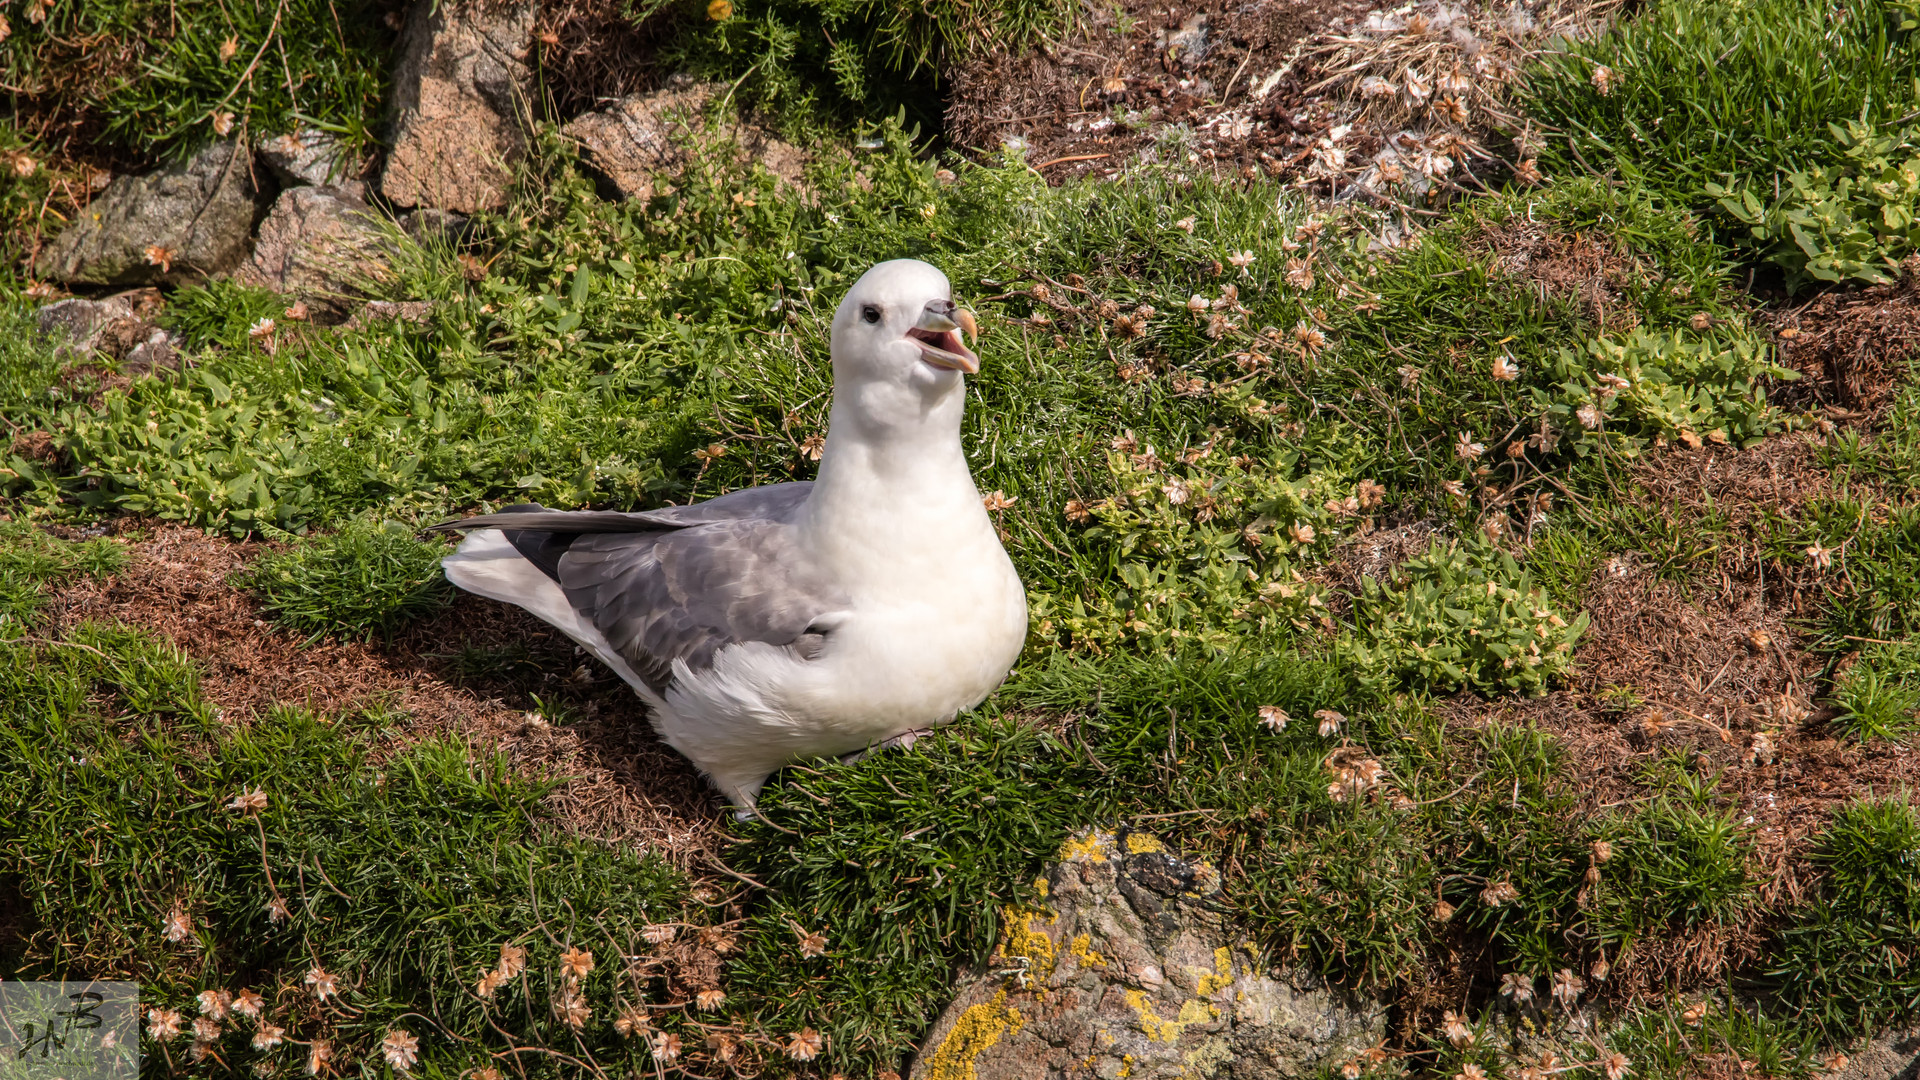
[38,523,728,869]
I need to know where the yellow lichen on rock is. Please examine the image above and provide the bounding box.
[999,904,1058,985]
[1059,829,1114,863]
[1033,875,1050,898]
[924,991,1026,1080]
[1070,933,1109,970]
[1124,832,1166,854]
[1124,990,1217,1044]
[1192,946,1235,997]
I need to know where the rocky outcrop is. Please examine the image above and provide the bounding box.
[235,186,395,317]
[1836,1024,1920,1080]
[34,141,262,285]
[35,293,176,371]
[258,126,360,191]
[380,0,536,213]
[909,830,1385,1080]
[562,80,806,202]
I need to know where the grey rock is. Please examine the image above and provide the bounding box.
[257,126,360,189]
[562,81,806,202]
[1158,14,1208,68]
[34,141,262,285]
[909,829,1385,1080]
[1836,1025,1920,1080]
[381,0,536,213]
[343,300,436,330]
[234,186,396,317]
[401,207,473,245]
[35,292,164,356]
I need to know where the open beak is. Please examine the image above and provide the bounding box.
[907,300,980,374]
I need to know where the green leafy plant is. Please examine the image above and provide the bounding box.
[1709,120,1920,287]
[1533,329,1798,456]
[1519,0,1920,228]
[240,520,452,642]
[1342,541,1587,697]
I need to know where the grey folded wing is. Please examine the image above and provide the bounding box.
[431,483,845,696]
[557,517,847,694]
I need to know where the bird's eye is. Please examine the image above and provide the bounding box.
[861,304,882,324]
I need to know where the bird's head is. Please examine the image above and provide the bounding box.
[830,260,979,393]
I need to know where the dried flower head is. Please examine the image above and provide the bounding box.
[1175,216,1197,233]
[1343,1061,1364,1080]
[227,789,268,814]
[252,1024,285,1050]
[1456,1066,1488,1080]
[197,989,233,1020]
[1602,1052,1631,1080]
[1455,433,1486,461]
[248,316,276,339]
[1551,967,1586,1007]
[1258,706,1291,732]
[306,1040,331,1077]
[1162,480,1191,506]
[554,989,590,1029]
[1432,900,1456,923]
[786,1028,825,1061]
[265,896,291,924]
[1290,522,1317,545]
[1441,1010,1473,1046]
[1480,880,1519,907]
[798,929,829,958]
[231,989,264,1020]
[1314,709,1345,737]
[696,988,727,1011]
[1805,543,1833,571]
[1513,159,1542,185]
[1397,364,1424,388]
[1187,294,1209,315]
[219,35,239,62]
[211,110,236,136]
[1591,957,1611,982]
[636,1031,679,1063]
[144,244,176,273]
[148,1007,185,1041]
[1823,1054,1850,1074]
[1227,251,1256,274]
[1491,355,1518,381]
[614,1005,650,1037]
[1591,64,1615,95]
[483,945,523,981]
[800,433,825,461]
[1590,839,1613,864]
[1285,258,1316,291]
[475,968,505,999]
[1293,322,1328,354]
[1680,1000,1707,1027]
[559,947,594,980]
[1576,402,1605,430]
[1500,971,1534,1003]
[304,966,338,1002]
[382,1029,420,1073]
[163,906,193,944]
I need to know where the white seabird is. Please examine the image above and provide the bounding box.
[432,259,1028,813]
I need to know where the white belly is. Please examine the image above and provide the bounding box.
[654,547,1028,803]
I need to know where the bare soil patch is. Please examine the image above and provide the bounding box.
[39,523,729,870]
[1765,261,1920,414]
[946,0,1374,183]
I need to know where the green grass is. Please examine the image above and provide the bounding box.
[0,0,397,164]
[1760,795,1920,1038]
[0,625,704,1076]
[0,517,127,629]
[240,518,454,642]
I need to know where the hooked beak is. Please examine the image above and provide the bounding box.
[907,300,980,374]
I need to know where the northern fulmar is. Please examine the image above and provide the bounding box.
[431,259,1028,813]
